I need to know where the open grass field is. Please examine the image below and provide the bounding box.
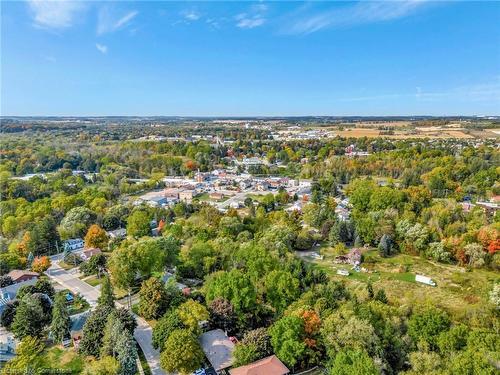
[299,246,499,322]
[41,345,84,373]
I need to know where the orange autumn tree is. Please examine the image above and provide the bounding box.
[31,256,51,273]
[17,232,31,257]
[477,225,499,255]
[84,224,108,250]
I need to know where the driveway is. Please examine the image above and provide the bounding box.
[45,261,166,375]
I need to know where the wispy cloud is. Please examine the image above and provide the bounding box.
[341,78,500,103]
[235,3,268,29]
[27,0,85,29]
[182,10,201,21]
[236,15,266,29]
[95,43,108,54]
[97,7,138,35]
[283,1,430,35]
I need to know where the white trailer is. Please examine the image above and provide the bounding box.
[415,274,436,286]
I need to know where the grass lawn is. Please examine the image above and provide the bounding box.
[58,261,77,271]
[41,345,84,373]
[81,274,103,287]
[302,244,500,321]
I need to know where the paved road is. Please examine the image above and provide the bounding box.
[46,261,166,375]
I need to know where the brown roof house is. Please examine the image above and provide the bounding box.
[6,270,39,284]
[230,355,289,375]
[80,248,102,261]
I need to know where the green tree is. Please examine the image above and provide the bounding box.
[11,297,47,339]
[1,336,44,374]
[233,328,272,366]
[59,206,97,240]
[98,275,115,308]
[328,349,379,375]
[152,309,185,351]
[50,292,71,343]
[269,315,306,370]
[79,305,113,357]
[408,308,451,349]
[177,299,209,332]
[127,210,151,238]
[116,327,138,375]
[138,277,168,320]
[101,313,123,357]
[264,270,300,313]
[160,329,204,374]
[0,300,19,329]
[205,269,257,314]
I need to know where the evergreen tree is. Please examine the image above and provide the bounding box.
[50,292,71,343]
[375,289,388,304]
[98,276,115,308]
[114,307,137,335]
[11,298,46,339]
[101,313,123,358]
[116,329,138,375]
[366,282,374,300]
[79,305,113,357]
[378,234,393,257]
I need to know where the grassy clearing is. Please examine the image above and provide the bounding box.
[41,345,84,373]
[303,245,499,321]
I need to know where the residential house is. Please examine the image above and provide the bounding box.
[0,278,38,314]
[199,329,235,374]
[6,270,39,284]
[80,248,102,261]
[209,192,225,201]
[63,238,84,251]
[106,228,126,239]
[229,355,289,375]
[0,328,16,362]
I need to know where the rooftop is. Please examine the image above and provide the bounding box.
[199,329,235,372]
[229,355,289,375]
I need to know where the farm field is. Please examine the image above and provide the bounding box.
[298,247,499,322]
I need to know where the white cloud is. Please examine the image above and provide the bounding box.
[97,8,138,35]
[235,3,268,29]
[236,16,266,29]
[95,43,108,54]
[284,1,430,35]
[28,0,85,29]
[182,10,201,21]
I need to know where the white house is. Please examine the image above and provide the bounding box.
[63,238,84,251]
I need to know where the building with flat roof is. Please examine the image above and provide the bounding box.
[199,329,235,373]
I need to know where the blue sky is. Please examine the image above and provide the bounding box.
[1,1,499,116]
